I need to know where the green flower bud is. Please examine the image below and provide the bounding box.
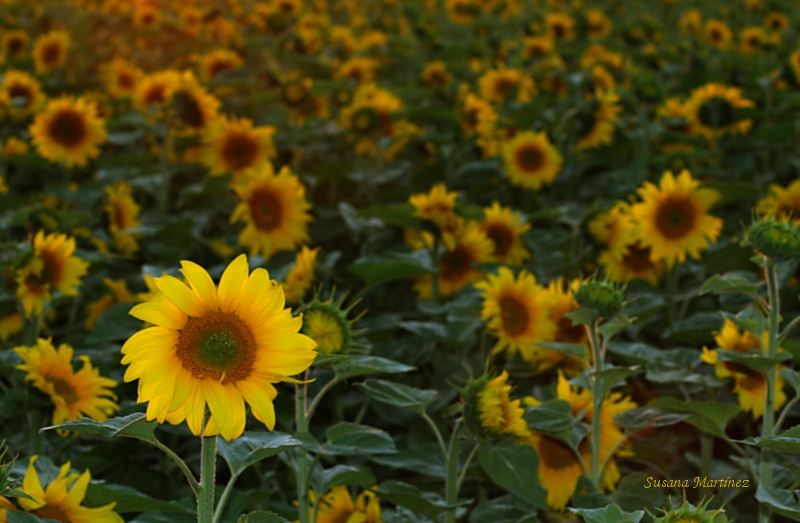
[648,497,729,523]
[573,279,624,320]
[746,218,800,261]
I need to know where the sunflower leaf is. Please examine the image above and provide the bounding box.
[755,485,800,521]
[217,431,301,476]
[359,202,421,230]
[299,423,396,456]
[84,483,194,513]
[716,350,790,374]
[41,413,158,443]
[85,302,143,344]
[699,272,763,297]
[568,504,645,523]
[236,511,292,523]
[658,397,741,439]
[7,513,60,523]
[332,355,415,380]
[740,426,800,454]
[533,342,587,357]
[614,406,689,435]
[349,252,431,287]
[311,464,376,494]
[477,441,547,510]
[376,480,472,519]
[523,400,576,433]
[359,379,438,411]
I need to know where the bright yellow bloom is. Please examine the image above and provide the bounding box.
[575,90,621,151]
[104,56,143,99]
[1,30,29,61]
[30,97,107,168]
[104,181,142,256]
[32,30,70,74]
[198,49,243,82]
[529,278,587,376]
[282,246,320,305]
[479,202,531,265]
[122,254,317,440]
[478,67,535,104]
[545,12,575,41]
[203,116,276,177]
[630,169,723,266]
[409,184,462,236]
[16,231,90,317]
[684,82,754,141]
[757,178,800,222]
[0,312,23,342]
[134,69,181,115]
[585,9,611,39]
[503,131,562,191]
[14,338,119,433]
[307,486,382,523]
[422,61,452,90]
[478,371,531,440]
[166,71,221,132]
[475,267,556,362]
[1,69,45,118]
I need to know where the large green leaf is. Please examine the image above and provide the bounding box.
[359,203,421,230]
[716,350,790,374]
[311,464,376,494]
[658,398,741,439]
[756,485,800,521]
[614,407,689,434]
[478,441,547,509]
[42,414,157,443]
[299,423,396,456]
[7,513,59,523]
[699,272,762,297]
[217,431,301,476]
[359,379,438,411]
[371,444,445,478]
[376,480,471,519]
[741,425,800,454]
[332,355,415,380]
[469,495,540,523]
[236,511,293,523]
[84,483,193,514]
[534,342,587,357]
[523,400,577,433]
[349,253,431,287]
[568,504,644,523]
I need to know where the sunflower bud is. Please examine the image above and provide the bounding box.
[648,497,729,523]
[573,279,624,320]
[746,218,800,261]
[299,292,364,355]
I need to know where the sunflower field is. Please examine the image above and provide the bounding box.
[4,0,800,522]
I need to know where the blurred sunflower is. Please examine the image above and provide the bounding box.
[203,116,276,177]
[530,278,586,375]
[503,131,562,191]
[16,231,90,317]
[599,242,665,287]
[335,56,380,84]
[422,61,452,90]
[678,9,702,35]
[575,90,621,151]
[757,178,800,222]
[85,278,133,330]
[282,246,320,305]
[704,19,732,50]
[545,12,575,41]
[14,338,119,432]
[701,319,787,419]
[630,169,723,266]
[8,456,123,522]
[1,30,29,60]
[122,255,317,440]
[477,370,531,440]
[478,67,535,104]
[133,2,161,28]
[0,311,23,342]
[198,49,243,82]
[764,11,789,32]
[135,69,181,115]
[29,96,107,168]
[684,83,754,140]
[104,57,143,99]
[32,30,70,74]
[1,69,45,118]
[480,202,531,265]
[588,201,634,260]
[445,0,481,25]
[409,183,461,236]
[475,267,555,362]
[790,49,800,85]
[104,181,142,256]
[585,9,611,39]
[522,36,554,60]
[740,26,764,54]
[231,164,312,260]
[2,136,29,156]
[167,72,221,132]
[306,486,382,523]
[460,93,496,136]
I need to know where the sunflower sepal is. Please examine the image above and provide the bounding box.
[647,496,729,523]
[745,218,800,262]
[573,279,625,322]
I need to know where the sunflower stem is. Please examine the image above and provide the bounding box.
[587,320,604,490]
[430,236,441,307]
[213,471,241,523]
[295,379,311,523]
[700,432,714,498]
[759,259,780,523]
[158,129,172,216]
[665,264,679,327]
[198,432,217,523]
[445,419,462,523]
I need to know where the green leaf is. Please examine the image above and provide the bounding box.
[782,368,800,393]
[376,480,471,519]
[86,303,143,344]
[7,513,60,523]
[3,488,35,501]
[333,355,415,380]
[568,504,644,523]
[565,307,599,326]
[534,342,587,357]
[84,483,193,514]
[658,397,741,439]
[478,441,547,509]
[313,354,350,366]
[299,423,396,456]
[699,272,762,297]
[721,308,766,340]
[236,511,293,523]
[349,253,430,287]
[217,431,301,476]
[613,407,689,434]
[399,321,448,342]
[663,312,724,344]
[312,464,376,494]
[716,350,790,374]
[756,485,800,521]
[469,494,540,523]
[359,379,438,411]
[42,414,157,443]
[359,203,421,230]
[522,400,577,433]
[741,425,800,454]
[599,314,633,339]
[371,444,445,478]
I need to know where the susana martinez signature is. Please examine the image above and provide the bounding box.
[645,477,750,489]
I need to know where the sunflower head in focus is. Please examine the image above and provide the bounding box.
[231,163,312,260]
[29,96,107,168]
[203,116,276,177]
[1,30,29,61]
[1,70,45,118]
[574,90,621,151]
[122,254,317,440]
[684,82,754,141]
[630,169,723,267]
[282,246,320,305]
[14,338,119,434]
[16,231,90,317]
[704,19,732,50]
[475,370,531,441]
[475,267,556,362]
[32,30,70,74]
[10,456,124,522]
[503,131,563,191]
[104,181,142,256]
[104,57,144,99]
[480,201,531,265]
[299,292,363,355]
[167,72,221,132]
[198,49,243,83]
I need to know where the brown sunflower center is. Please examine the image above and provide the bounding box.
[493,77,517,99]
[698,96,736,129]
[208,60,234,79]
[33,505,72,523]
[143,84,167,106]
[176,310,256,384]
[515,143,545,173]
[552,22,568,39]
[248,188,283,231]
[538,435,577,469]
[623,243,654,272]
[38,248,65,287]
[47,109,88,148]
[221,132,259,171]
[655,196,697,239]
[41,42,63,66]
[111,200,130,229]
[485,223,515,258]
[499,295,530,336]
[118,71,136,91]
[7,37,25,56]
[440,245,473,281]
[8,84,33,108]
[49,375,80,405]
[556,311,585,343]
[174,90,205,128]
[709,28,723,41]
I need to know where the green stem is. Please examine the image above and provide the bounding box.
[445,420,462,523]
[759,259,780,523]
[587,320,604,490]
[158,130,172,216]
[456,444,479,491]
[665,264,679,327]
[152,439,199,494]
[198,432,217,523]
[700,432,714,498]
[212,471,240,523]
[430,236,441,307]
[296,378,310,523]
[421,411,448,460]
[306,376,341,424]
[22,314,42,346]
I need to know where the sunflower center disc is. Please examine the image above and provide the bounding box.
[249,188,283,231]
[303,310,345,354]
[48,110,88,148]
[177,311,256,384]
[42,43,61,66]
[8,84,33,108]
[485,224,514,258]
[499,296,529,336]
[698,96,735,129]
[49,376,80,404]
[623,243,653,272]
[222,133,258,170]
[538,435,577,469]
[655,197,696,239]
[515,144,545,172]
[174,90,205,128]
[33,505,71,523]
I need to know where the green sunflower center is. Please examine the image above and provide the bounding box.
[48,109,88,148]
[177,311,256,384]
[698,96,735,129]
[33,505,72,523]
[499,295,530,336]
[655,196,697,239]
[222,132,259,171]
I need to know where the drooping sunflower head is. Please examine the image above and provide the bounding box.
[104,181,142,257]
[299,291,363,355]
[282,246,320,305]
[32,30,70,74]
[1,69,45,118]
[757,179,800,222]
[307,486,382,523]
[198,49,244,83]
[630,169,723,266]
[480,201,531,265]
[122,255,318,440]
[474,370,531,440]
[231,163,313,260]
[202,116,276,177]
[29,96,107,168]
[2,30,29,60]
[503,130,563,191]
[167,72,221,132]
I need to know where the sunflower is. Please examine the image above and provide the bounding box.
[545,12,575,41]
[477,67,535,104]
[765,12,789,32]
[307,486,382,523]
[0,176,6,194]
[231,163,312,260]
[445,0,481,25]
[1,30,29,60]
[1,69,45,118]
[704,20,732,50]
[0,311,23,342]
[104,57,143,99]
[588,201,634,260]
[29,96,107,168]
[135,69,181,115]
[575,90,621,151]
[14,338,119,432]
[503,131,562,191]
[198,49,243,82]
[585,9,611,39]
[167,71,221,132]
[104,181,142,256]
[409,184,461,236]
[522,36,554,60]
[422,61,452,90]
[701,319,787,419]
[740,26,764,54]
[2,136,29,156]
[477,370,531,440]
[790,49,800,85]
[678,9,702,35]
[684,83,754,141]
[475,267,556,362]
[630,169,723,266]
[757,178,800,222]
[299,301,354,355]
[414,222,494,300]
[202,116,276,177]
[16,231,90,317]
[335,56,380,84]
[32,30,70,74]
[133,2,161,28]
[460,93,496,137]
[480,202,531,265]
[85,278,133,330]
[282,246,320,305]
[8,456,123,522]
[599,242,665,287]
